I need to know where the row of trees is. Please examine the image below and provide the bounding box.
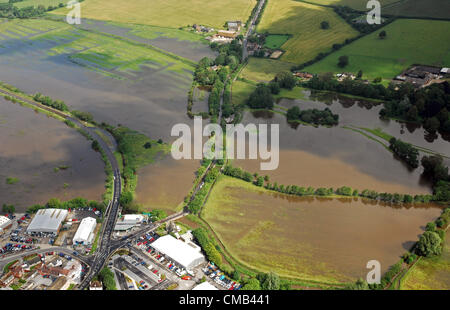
[188,168,220,214]
[2,204,15,214]
[388,137,419,168]
[0,3,64,18]
[286,106,339,126]
[26,197,105,214]
[192,228,222,266]
[33,93,69,112]
[223,164,449,204]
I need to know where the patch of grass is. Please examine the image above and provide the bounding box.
[231,80,256,105]
[6,177,19,185]
[263,34,290,49]
[257,0,359,63]
[305,19,450,81]
[51,0,257,29]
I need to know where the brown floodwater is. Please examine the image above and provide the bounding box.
[233,107,437,195]
[134,155,200,214]
[204,179,443,282]
[0,98,105,211]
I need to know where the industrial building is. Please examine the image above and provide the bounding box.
[114,214,145,231]
[150,235,205,270]
[0,216,12,233]
[26,209,68,234]
[192,281,218,290]
[72,217,97,245]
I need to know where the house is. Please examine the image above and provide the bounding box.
[227,21,242,32]
[90,280,103,290]
[294,72,314,80]
[192,24,201,32]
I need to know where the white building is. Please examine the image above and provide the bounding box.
[151,235,205,270]
[0,216,12,233]
[192,281,218,290]
[73,217,97,245]
[26,209,68,234]
[114,214,145,231]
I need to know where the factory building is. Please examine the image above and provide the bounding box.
[26,209,68,234]
[150,235,205,271]
[72,217,97,245]
[0,216,12,234]
[114,214,145,231]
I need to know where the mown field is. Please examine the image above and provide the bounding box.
[51,0,256,29]
[257,0,359,64]
[305,19,450,81]
[231,80,256,105]
[240,57,294,82]
[201,175,440,284]
[383,0,450,19]
[400,230,450,290]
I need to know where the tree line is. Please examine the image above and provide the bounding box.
[388,137,419,168]
[286,105,339,127]
[26,197,106,214]
[0,2,64,18]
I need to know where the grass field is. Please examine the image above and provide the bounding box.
[257,0,359,64]
[400,230,450,290]
[240,57,294,82]
[263,34,290,49]
[14,0,64,9]
[305,19,450,81]
[51,0,256,29]
[231,80,256,105]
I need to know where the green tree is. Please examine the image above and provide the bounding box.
[379,30,387,39]
[416,231,442,257]
[241,278,261,290]
[320,21,330,29]
[338,55,349,68]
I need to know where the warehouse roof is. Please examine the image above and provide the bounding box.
[27,209,68,232]
[0,216,11,228]
[151,235,204,269]
[192,282,218,290]
[73,217,97,243]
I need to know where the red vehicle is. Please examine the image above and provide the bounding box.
[153,269,158,274]
[181,276,191,280]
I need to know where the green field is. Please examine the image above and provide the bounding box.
[51,0,256,29]
[400,230,450,290]
[231,80,256,105]
[305,19,450,81]
[14,0,64,9]
[257,0,359,64]
[263,34,290,49]
[240,57,294,82]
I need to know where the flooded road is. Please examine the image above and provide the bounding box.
[203,176,443,282]
[0,97,105,212]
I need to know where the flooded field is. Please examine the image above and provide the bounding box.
[234,109,434,195]
[0,98,105,212]
[203,176,443,283]
[134,155,200,214]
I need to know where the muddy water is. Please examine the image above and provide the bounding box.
[205,181,443,282]
[0,98,105,211]
[234,110,433,194]
[134,156,200,214]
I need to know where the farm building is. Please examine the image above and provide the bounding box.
[0,216,12,233]
[114,214,145,231]
[217,30,237,38]
[151,235,205,270]
[227,21,241,32]
[26,209,68,234]
[192,281,218,290]
[72,217,97,245]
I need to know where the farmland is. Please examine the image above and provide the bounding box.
[383,0,450,19]
[51,0,256,29]
[299,0,400,11]
[263,34,290,49]
[257,0,359,64]
[400,230,450,290]
[305,19,450,81]
[201,175,442,283]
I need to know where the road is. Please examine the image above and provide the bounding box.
[242,0,266,61]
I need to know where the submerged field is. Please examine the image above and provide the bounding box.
[400,230,450,290]
[0,96,105,211]
[51,0,256,29]
[257,0,359,64]
[202,176,441,283]
[305,19,450,81]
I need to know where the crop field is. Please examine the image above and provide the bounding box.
[257,0,359,64]
[263,34,290,49]
[383,0,450,19]
[240,57,294,82]
[51,0,256,29]
[299,0,400,10]
[305,19,450,81]
[202,175,441,284]
[400,230,450,290]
